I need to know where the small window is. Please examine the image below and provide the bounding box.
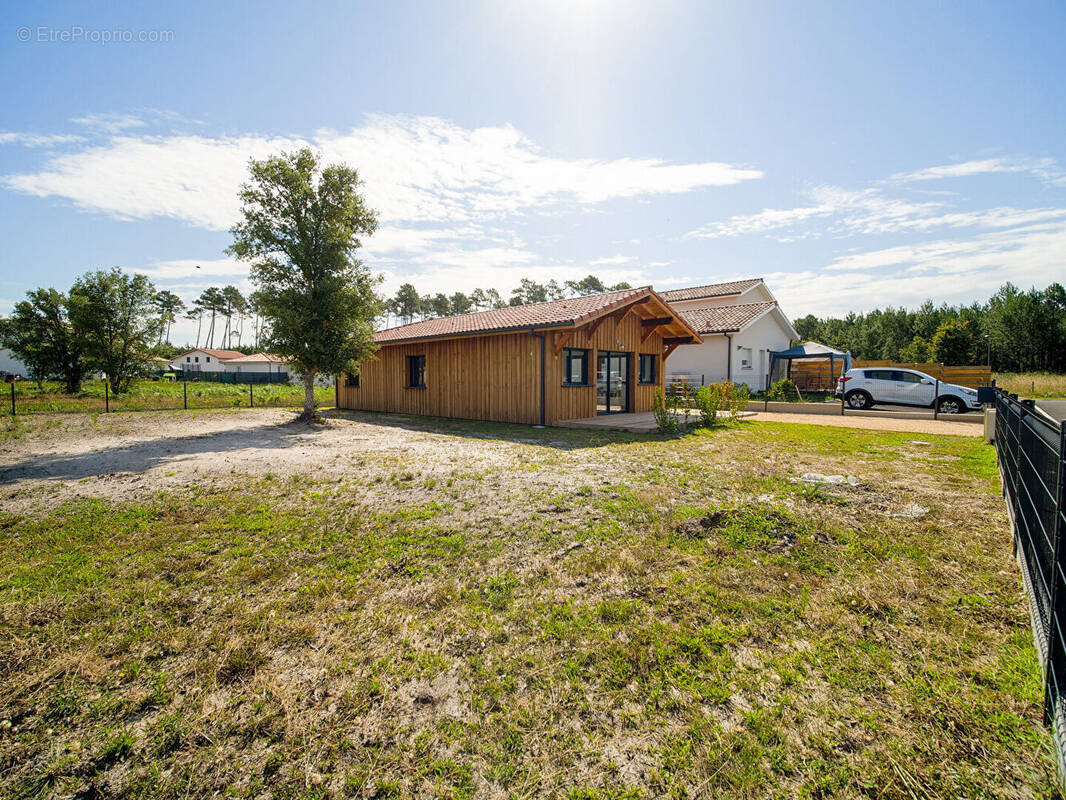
[562,348,589,386]
[739,347,753,369]
[345,372,360,388]
[638,353,656,384]
[186,356,190,362]
[206,357,211,362]
[194,356,199,363]
[407,355,426,388]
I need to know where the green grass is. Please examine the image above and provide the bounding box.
[7,378,335,414]
[0,415,1055,798]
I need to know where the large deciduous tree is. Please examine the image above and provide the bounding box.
[228,148,381,420]
[0,288,86,392]
[68,268,161,393]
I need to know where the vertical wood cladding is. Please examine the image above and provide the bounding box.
[339,309,667,425]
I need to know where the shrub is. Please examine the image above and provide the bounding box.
[726,383,750,420]
[767,378,800,402]
[653,388,679,433]
[694,384,722,427]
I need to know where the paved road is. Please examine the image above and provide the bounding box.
[1037,399,1066,422]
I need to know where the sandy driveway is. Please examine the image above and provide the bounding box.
[748,410,982,436]
[0,408,604,514]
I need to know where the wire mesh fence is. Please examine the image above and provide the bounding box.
[4,378,338,416]
[993,388,1066,782]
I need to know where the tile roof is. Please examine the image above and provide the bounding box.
[181,348,247,360]
[659,279,763,302]
[226,352,285,363]
[375,287,655,343]
[679,301,777,334]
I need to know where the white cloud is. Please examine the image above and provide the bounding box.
[136,257,247,281]
[768,219,1066,317]
[589,254,637,266]
[0,132,85,147]
[888,156,1062,184]
[3,114,763,236]
[70,113,148,133]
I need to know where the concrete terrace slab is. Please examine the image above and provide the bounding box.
[554,412,664,433]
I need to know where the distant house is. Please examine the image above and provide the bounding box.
[222,352,288,378]
[168,349,289,381]
[660,279,799,391]
[338,287,702,425]
[169,348,245,373]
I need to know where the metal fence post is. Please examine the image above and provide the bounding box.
[10,382,14,416]
[933,378,939,420]
[104,380,109,413]
[840,386,845,416]
[183,380,187,410]
[334,376,339,409]
[249,382,253,408]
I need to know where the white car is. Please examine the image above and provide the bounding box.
[835,367,982,414]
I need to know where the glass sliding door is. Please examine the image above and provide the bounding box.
[595,351,629,414]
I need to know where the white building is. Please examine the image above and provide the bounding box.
[168,349,289,378]
[169,348,247,373]
[660,279,799,392]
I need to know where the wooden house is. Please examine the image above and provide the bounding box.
[337,287,702,425]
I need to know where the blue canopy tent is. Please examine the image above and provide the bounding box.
[768,341,852,389]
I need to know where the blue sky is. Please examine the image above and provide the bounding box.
[2,0,1064,342]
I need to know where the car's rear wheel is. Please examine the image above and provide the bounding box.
[937,396,967,414]
[846,390,873,410]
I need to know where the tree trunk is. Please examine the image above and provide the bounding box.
[302,372,316,420]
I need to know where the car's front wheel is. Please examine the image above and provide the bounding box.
[937,396,967,414]
[846,390,873,410]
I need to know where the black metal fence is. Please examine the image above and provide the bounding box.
[171,370,290,384]
[993,388,1066,777]
[5,378,337,416]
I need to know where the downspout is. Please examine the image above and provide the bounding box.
[725,334,733,384]
[529,328,547,427]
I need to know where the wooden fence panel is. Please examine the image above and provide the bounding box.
[788,360,991,391]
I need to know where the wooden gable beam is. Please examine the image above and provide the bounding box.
[641,324,665,343]
[639,316,675,344]
[641,316,674,328]
[611,298,647,323]
[663,343,680,361]
[552,330,574,355]
[663,336,696,345]
[585,314,609,338]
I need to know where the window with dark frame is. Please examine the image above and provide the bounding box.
[638,353,656,384]
[345,372,360,387]
[562,348,589,385]
[407,355,426,388]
